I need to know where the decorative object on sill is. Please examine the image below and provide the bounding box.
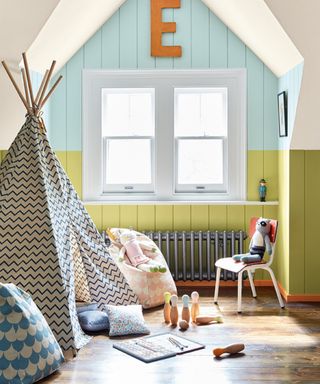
[278,91,288,137]
[259,178,267,202]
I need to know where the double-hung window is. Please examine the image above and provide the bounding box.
[102,88,155,193]
[83,70,246,202]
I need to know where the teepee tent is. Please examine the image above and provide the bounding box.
[0,54,138,353]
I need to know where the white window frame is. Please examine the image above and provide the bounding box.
[174,87,228,193]
[83,69,247,202]
[101,87,155,193]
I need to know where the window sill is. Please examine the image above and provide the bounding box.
[83,200,279,206]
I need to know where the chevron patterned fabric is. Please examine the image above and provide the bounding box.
[0,116,138,352]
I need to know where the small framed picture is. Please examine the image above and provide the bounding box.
[277,91,287,137]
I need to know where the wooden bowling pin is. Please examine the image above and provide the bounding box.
[191,291,200,322]
[213,343,245,357]
[181,294,190,323]
[163,292,171,324]
[170,294,178,326]
[195,315,223,325]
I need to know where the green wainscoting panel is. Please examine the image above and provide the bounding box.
[278,150,290,293]
[66,48,83,151]
[120,0,138,68]
[209,11,227,68]
[102,205,120,229]
[289,150,305,294]
[173,0,192,69]
[304,150,320,293]
[264,150,278,201]
[173,205,191,230]
[155,206,173,230]
[137,205,156,231]
[138,0,156,69]
[119,205,138,228]
[156,8,174,69]
[0,151,3,162]
[247,151,264,200]
[84,29,102,69]
[209,205,227,230]
[102,10,120,68]
[191,205,209,231]
[191,0,210,68]
[227,30,246,68]
[85,205,103,231]
[55,151,67,170]
[227,206,245,231]
[66,151,82,198]
[247,50,263,150]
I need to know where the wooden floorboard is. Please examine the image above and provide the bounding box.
[42,287,320,383]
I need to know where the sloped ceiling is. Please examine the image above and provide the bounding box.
[27,0,126,74]
[202,0,303,77]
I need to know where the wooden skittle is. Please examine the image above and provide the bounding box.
[195,315,223,324]
[170,294,179,326]
[181,294,190,323]
[213,343,245,357]
[163,292,171,323]
[191,291,200,323]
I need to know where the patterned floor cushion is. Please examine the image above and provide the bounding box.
[107,228,177,309]
[0,283,64,383]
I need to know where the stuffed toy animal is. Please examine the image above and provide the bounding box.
[107,228,167,273]
[232,218,272,263]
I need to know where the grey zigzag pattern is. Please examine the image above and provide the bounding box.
[0,116,138,352]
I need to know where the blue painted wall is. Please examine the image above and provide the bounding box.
[48,0,279,152]
[278,62,304,150]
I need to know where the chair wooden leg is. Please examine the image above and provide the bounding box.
[248,270,257,298]
[267,267,285,308]
[214,267,221,304]
[237,271,243,313]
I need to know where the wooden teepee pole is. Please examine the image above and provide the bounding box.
[38,60,56,108]
[21,68,31,109]
[35,69,49,106]
[22,52,35,110]
[1,61,30,112]
[40,75,63,109]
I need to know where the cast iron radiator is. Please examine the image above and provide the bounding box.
[102,230,247,282]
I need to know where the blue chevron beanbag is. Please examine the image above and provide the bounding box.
[78,310,110,332]
[105,304,150,337]
[0,283,64,383]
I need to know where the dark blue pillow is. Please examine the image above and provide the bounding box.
[78,310,110,332]
[77,303,99,314]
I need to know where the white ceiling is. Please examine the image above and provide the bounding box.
[202,0,303,77]
[27,0,126,74]
[0,0,59,66]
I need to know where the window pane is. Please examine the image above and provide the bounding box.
[106,139,152,184]
[102,89,154,136]
[175,88,227,137]
[177,139,223,184]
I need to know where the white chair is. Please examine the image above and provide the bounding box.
[213,217,285,313]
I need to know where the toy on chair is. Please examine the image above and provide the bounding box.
[232,218,272,263]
